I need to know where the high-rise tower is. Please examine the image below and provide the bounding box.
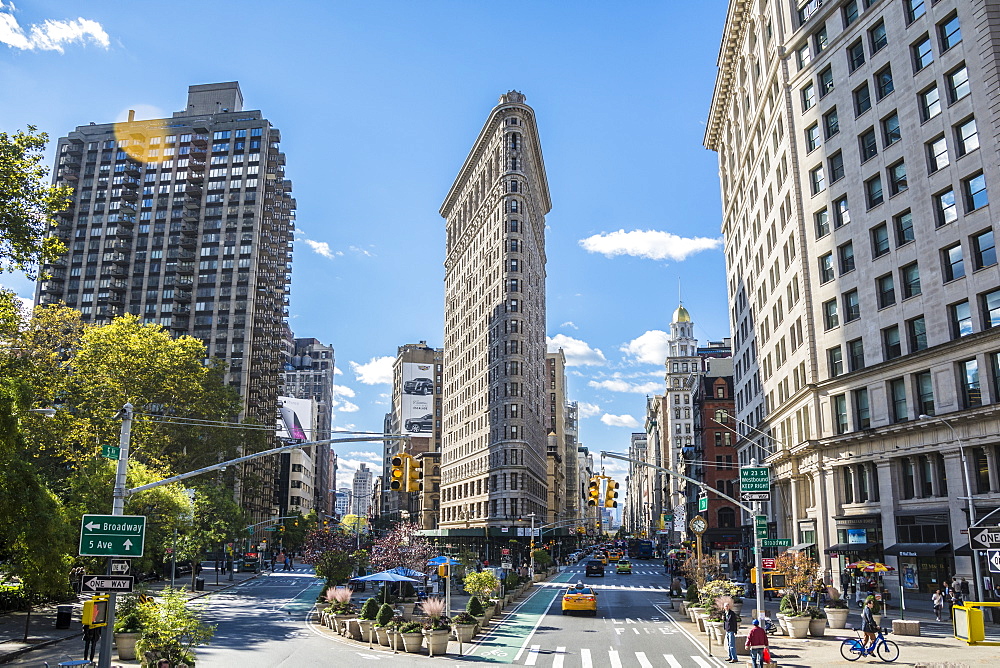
[37,82,295,520]
[439,91,552,530]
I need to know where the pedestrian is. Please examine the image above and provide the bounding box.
[960,577,970,599]
[952,588,965,609]
[861,598,879,655]
[932,589,944,621]
[723,601,740,663]
[745,618,769,668]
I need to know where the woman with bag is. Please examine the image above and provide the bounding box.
[932,589,944,622]
[745,618,769,667]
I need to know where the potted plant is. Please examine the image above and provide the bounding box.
[806,606,827,636]
[324,586,356,634]
[113,592,145,660]
[136,588,214,667]
[374,603,395,645]
[355,597,379,643]
[685,583,701,621]
[452,611,478,642]
[773,552,822,639]
[823,586,850,629]
[464,570,501,622]
[466,595,486,629]
[420,597,450,656]
[398,620,424,652]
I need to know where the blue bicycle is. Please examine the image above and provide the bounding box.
[840,627,899,662]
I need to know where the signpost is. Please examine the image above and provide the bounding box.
[741,491,771,502]
[79,514,146,557]
[109,559,130,576]
[762,557,776,570]
[698,495,708,512]
[82,575,134,594]
[740,467,771,502]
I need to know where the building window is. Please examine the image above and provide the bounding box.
[950,300,973,338]
[814,24,829,52]
[906,0,925,23]
[907,316,928,351]
[889,161,908,195]
[901,262,921,298]
[797,43,811,69]
[824,299,839,330]
[981,288,1000,329]
[915,371,935,417]
[948,65,970,103]
[890,377,908,422]
[843,0,859,26]
[895,211,915,245]
[802,82,816,111]
[935,189,958,226]
[848,338,865,370]
[819,67,834,97]
[876,66,895,99]
[806,124,821,151]
[866,174,884,208]
[824,108,840,138]
[913,36,934,71]
[956,117,979,156]
[843,289,861,322]
[854,388,871,429]
[810,165,826,194]
[964,172,988,211]
[871,223,890,257]
[848,40,866,72]
[939,14,962,51]
[860,129,878,162]
[834,196,851,227]
[819,253,835,282]
[959,359,982,408]
[815,208,830,238]
[829,346,844,378]
[833,394,849,434]
[854,83,872,115]
[942,243,965,281]
[927,135,949,172]
[920,85,942,121]
[883,325,902,360]
[877,273,896,308]
[718,507,736,528]
[829,152,845,182]
[973,229,997,269]
[882,112,901,146]
[870,20,887,52]
[838,243,856,275]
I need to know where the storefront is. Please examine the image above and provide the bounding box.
[883,542,951,593]
[825,515,884,595]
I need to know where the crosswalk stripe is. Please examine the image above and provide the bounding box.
[581,648,592,668]
[553,646,566,668]
[609,649,622,668]
[663,655,682,668]
[525,644,541,665]
[636,651,653,668]
[691,657,713,668]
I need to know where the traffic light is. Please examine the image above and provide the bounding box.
[389,453,407,491]
[604,479,619,508]
[438,564,450,578]
[405,455,423,492]
[587,476,601,506]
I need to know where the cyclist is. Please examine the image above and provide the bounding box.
[861,598,879,654]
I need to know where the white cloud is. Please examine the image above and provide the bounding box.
[334,367,343,375]
[350,356,395,385]
[0,7,109,52]
[337,401,360,413]
[577,402,601,419]
[621,330,670,365]
[345,451,383,462]
[305,239,342,259]
[547,334,607,367]
[588,378,661,394]
[601,413,639,428]
[560,321,578,330]
[332,384,356,398]
[335,456,382,479]
[349,245,374,257]
[579,229,722,262]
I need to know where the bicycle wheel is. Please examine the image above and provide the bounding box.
[840,639,863,661]
[876,639,899,662]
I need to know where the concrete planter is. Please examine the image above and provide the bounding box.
[679,601,689,615]
[454,623,477,643]
[357,619,375,643]
[423,629,449,655]
[400,632,423,652]
[808,618,827,636]
[114,632,140,660]
[731,601,744,616]
[695,613,709,633]
[706,620,724,643]
[824,607,849,629]
[375,626,391,645]
[784,615,811,638]
[688,606,705,624]
[398,603,416,619]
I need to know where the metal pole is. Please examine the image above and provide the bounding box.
[97,403,132,668]
[754,500,765,627]
[529,513,536,577]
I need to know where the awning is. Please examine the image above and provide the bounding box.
[883,543,949,557]
[825,542,880,554]
[954,543,974,556]
[789,543,816,552]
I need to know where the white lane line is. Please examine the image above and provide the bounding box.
[511,584,563,661]
[664,655,682,668]
[581,648,593,668]
[636,651,654,668]
[553,646,566,668]
[609,648,622,668]
[524,644,541,665]
[692,657,714,668]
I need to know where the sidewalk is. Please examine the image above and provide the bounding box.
[0,565,262,665]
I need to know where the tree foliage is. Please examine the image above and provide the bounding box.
[369,522,435,575]
[0,126,70,278]
[773,551,822,615]
[135,587,215,665]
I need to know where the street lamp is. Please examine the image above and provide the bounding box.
[919,414,982,602]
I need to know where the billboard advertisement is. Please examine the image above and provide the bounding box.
[277,396,315,441]
[401,362,435,435]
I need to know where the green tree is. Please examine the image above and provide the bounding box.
[135,587,215,665]
[0,126,70,278]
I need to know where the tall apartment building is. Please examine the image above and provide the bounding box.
[383,342,443,529]
[707,0,1000,593]
[352,464,374,517]
[438,91,552,532]
[546,349,579,527]
[284,337,336,515]
[39,82,295,521]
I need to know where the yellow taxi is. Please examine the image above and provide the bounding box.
[596,551,609,565]
[616,559,632,574]
[561,583,598,615]
[608,550,623,563]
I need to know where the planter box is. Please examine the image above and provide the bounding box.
[454,623,477,643]
[808,618,827,636]
[400,632,423,652]
[114,632,139,661]
[734,634,751,656]
[892,619,920,636]
[344,619,363,640]
[824,607,849,629]
[784,615,811,639]
[423,629,449,655]
[375,626,391,645]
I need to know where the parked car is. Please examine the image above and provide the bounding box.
[405,413,433,432]
[403,377,434,395]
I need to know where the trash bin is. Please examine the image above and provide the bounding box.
[55,604,72,629]
[195,577,205,591]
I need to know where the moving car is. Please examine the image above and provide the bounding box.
[562,584,598,615]
[616,560,632,574]
[585,559,605,577]
[608,551,623,562]
[403,377,434,395]
[405,413,433,432]
[595,551,609,565]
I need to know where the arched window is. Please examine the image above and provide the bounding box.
[718,507,736,528]
[715,409,729,423]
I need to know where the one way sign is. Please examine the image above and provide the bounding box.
[82,575,134,593]
[971,526,1000,549]
[988,550,1000,574]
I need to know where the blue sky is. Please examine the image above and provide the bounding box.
[0,1,730,482]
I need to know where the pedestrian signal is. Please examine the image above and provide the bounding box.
[82,595,109,628]
[438,564,449,578]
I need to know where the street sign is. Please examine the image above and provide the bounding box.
[755,515,768,540]
[741,492,771,502]
[971,527,1000,549]
[740,466,770,492]
[762,558,776,569]
[501,562,513,569]
[989,550,1000,573]
[110,559,130,576]
[502,548,510,556]
[101,445,120,460]
[761,538,792,548]
[82,575,134,593]
[79,514,146,557]
[698,496,708,512]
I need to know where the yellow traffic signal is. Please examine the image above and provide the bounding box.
[405,455,423,492]
[587,476,601,507]
[604,479,619,508]
[82,595,109,628]
[389,454,407,491]
[438,564,449,578]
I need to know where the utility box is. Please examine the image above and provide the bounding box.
[954,605,985,644]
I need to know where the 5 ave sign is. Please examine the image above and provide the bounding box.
[971,526,1000,549]
[79,514,146,557]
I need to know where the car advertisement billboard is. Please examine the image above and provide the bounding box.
[401,362,434,435]
[277,396,314,441]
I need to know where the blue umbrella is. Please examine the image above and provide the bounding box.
[388,566,426,578]
[428,556,459,565]
[353,570,420,582]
